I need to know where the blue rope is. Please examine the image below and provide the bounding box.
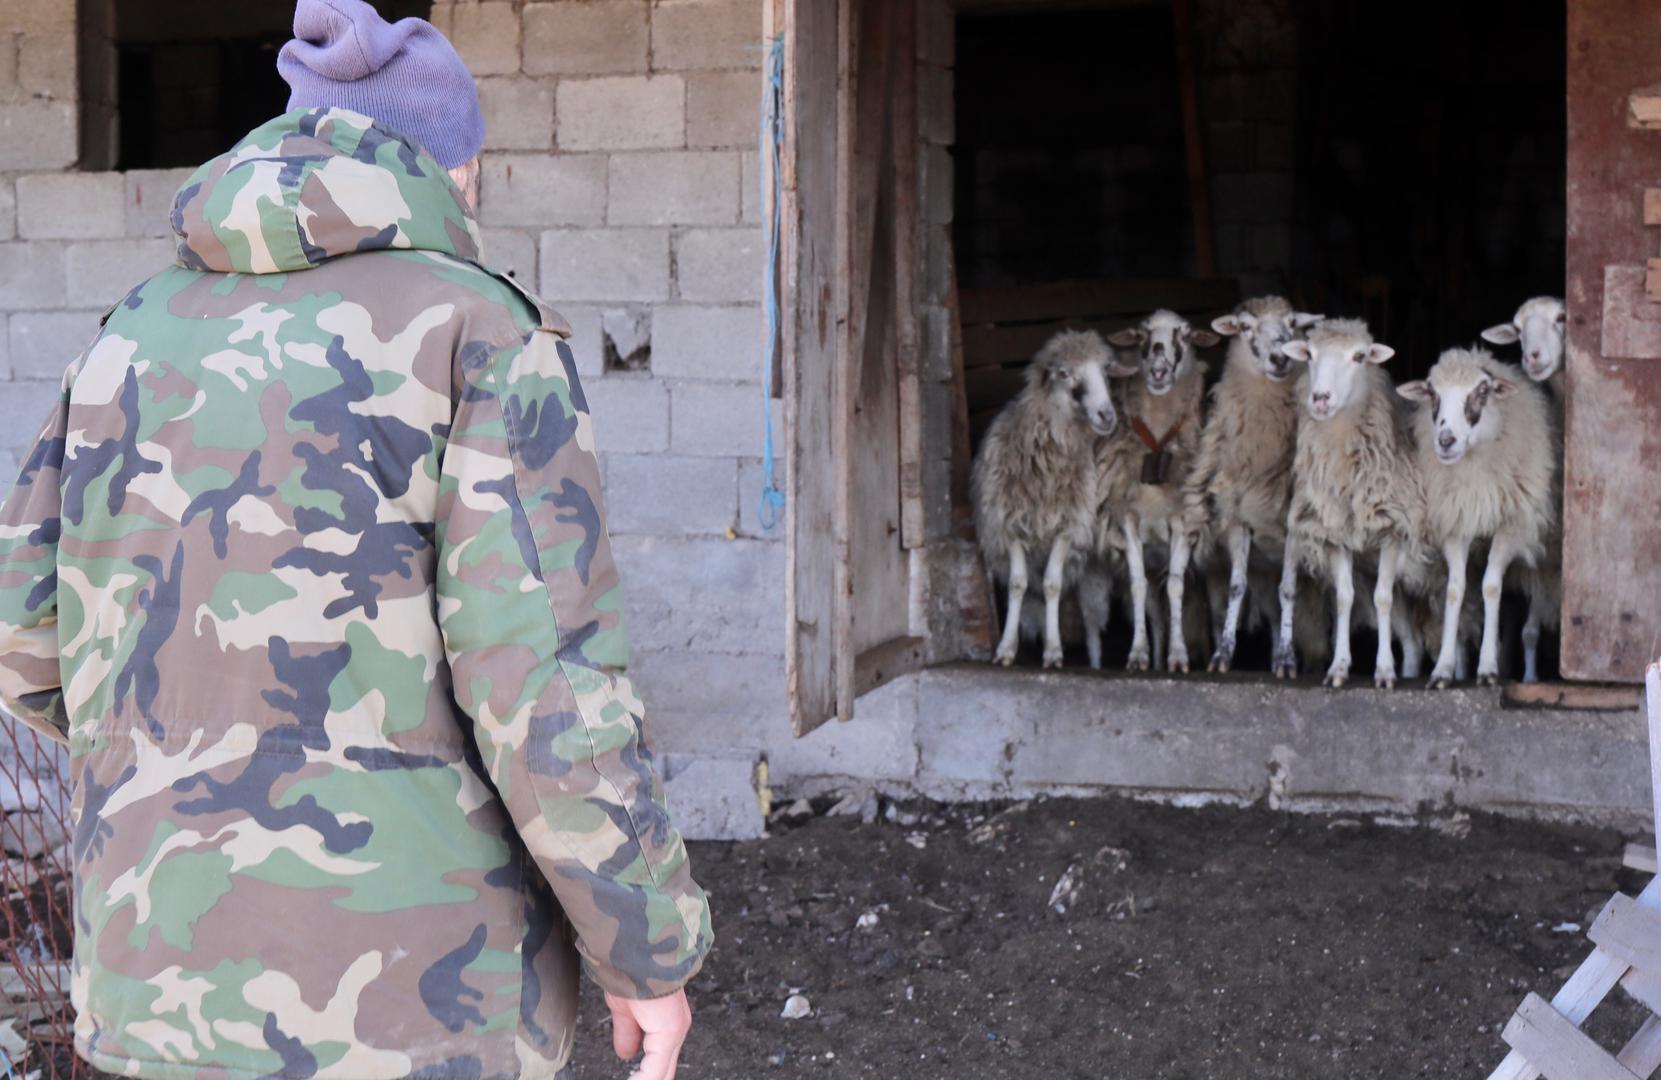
[757,33,787,531]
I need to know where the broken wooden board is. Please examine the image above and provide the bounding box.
[1645,188,1661,226]
[1502,681,1643,711]
[1629,86,1661,129]
[1625,841,1659,876]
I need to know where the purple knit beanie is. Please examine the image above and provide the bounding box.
[277,0,485,168]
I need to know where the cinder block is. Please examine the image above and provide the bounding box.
[675,227,762,303]
[736,457,788,538]
[669,380,776,457]
[541,228,671,303]
[651,304,761,381]
[767,674,922,784]
[631,648,785,751]
[920,64,953,145]
[0,0,74,34]
[479,153,606,227]
[554,303,606,377]
[686,71,759,148]
[556,75,684,152]
[917,0,955,68]
[447,2,521,76]
[0,244,67,311]
[124,169,194,238]
[607,151,739,227]
[582,375,669,454]
[17,174,124,239]
[477,78,554,151]
[17,32,74,99]
[0,180,14,241]
[0,380,65,461]
[65,239,175,308]
[523,1,649,77]
[921,143,952,226]
[480,227,539,289]
[0,35,16,103]
[603,452,736,535]
[610,534,784,654]
[8,311,102,381]
[651,0,764,72]
[741,150,763,226]
[659,754,765,841]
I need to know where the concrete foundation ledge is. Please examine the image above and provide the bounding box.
[661,753,767,841]
[895,665,1649,828]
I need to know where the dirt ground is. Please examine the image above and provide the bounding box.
[570,795,1648,1080]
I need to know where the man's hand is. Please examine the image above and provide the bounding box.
[605,989,693,1080]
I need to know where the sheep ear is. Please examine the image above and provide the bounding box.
[1211,315,1247,337]
[1396,380,1434,403]
[1481,323,1520,345]
[1488,376,1517,398]
[1280,340,1312,363]
[1364,344,1396,365]
[1107,327,1146,348]
[1188,329,1222,349]
[1104,358,1141,379]
[1291,312,1325,330]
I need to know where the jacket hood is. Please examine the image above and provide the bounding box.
[171,107,483,275]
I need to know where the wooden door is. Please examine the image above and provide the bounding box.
[778,0,927,735]
[1561,0,1661,682]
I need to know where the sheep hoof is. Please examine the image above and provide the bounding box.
[1126,650,1150,672]
[1209,653,1231,674]
[1477,671,1500,687]
[995,650,1017,667]
[1374,672,1396,690]
[1168,655,1189,674]
[1427,667,1454,689]
[1323,667,1348,688]
[1042,647,1064,670]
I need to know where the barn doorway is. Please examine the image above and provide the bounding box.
[950,0,1568,674]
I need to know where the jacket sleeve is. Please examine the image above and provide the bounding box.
[436,324,712,1000]
[0,378,70,745]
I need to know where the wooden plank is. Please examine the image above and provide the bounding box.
[945,268,974,520]
[1170,0,1216,278]
[1629,87,1661,130]
[959,277,1239,326]
[1600,265,1661,361]
[894,0,924,552]
[782,0,843,736]
[962,316,1141,371]
[1650,662,1661,876]
[1616,1013,1661,1077]
[1504,681,1644,711]
[1589,893,1661,976]
[1500,993,1640,1080]
[1625,841,1659,876]
[1619,967,1661,1014]
[1647,260,1661,305]
[853,635,927,697]
[1646,188,1661,226]
[1491,878,1661,1080]
[1561,2,1661,683]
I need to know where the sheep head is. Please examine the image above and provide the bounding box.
[1481,296,1565,383]
[1397,347,1517,465]
[1280,317,1395,422]
[1030,329,1136,437]
[1108,309,1219,397]
[1212,297,1322,383]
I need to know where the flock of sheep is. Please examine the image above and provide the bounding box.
[971,294,1567,688]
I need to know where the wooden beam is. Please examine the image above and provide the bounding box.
[1647,259,1661,304]
[1502,682,1642,711]
[1170,0,1216,277]
[1644,188,1661,226]
[1629,86,1661,129]
[1500,994,1641,1080]
[1588,893,1661,976]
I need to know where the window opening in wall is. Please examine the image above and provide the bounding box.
[81,0,432,171]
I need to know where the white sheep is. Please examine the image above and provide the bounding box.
[972,330,1135,668]
[1481,296,1566,394]
[1397,348,1558,686]
[1104,309,1219,671]
[1180,296,1322,672]
[1276,318,1429,688]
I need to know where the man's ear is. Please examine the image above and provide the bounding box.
[1480,323,1520,346]
[1280,340,1312,363]
[1188,329,1222,349]
[1291,312,1324,330]
[1364,343,1396,365]
[1211,314,1248,337]
[1107,327,1146,348]
[1396,380,1434,403]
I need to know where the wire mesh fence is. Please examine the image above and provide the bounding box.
[0,718,81,1078]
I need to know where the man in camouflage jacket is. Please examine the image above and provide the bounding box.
[0,5,711,1078]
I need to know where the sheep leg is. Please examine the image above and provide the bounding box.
[1041,534,1071,670]
[1123,520,1151,671]
[1477,536,1518,685]
[1325,549,1354,688]
[1372,544,1400,688]
[1079,566,1111,672]
[1272,533,1300,679]
[1398,608,1424,679]
[1211,524,1252,673]
[1166,526,1192,673]
[1521,595,1543,684]
[1429,538,1469,688]
[994,546,1028,665]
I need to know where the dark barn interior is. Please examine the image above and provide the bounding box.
[953,0,1567,674]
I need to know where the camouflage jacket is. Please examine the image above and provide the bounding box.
[0,108,711,1079]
